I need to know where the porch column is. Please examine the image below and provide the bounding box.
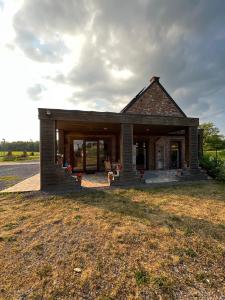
[187,126,199,169]
[120,123,133,172]
[185,128,189,166]
[119,123,139,183]
[40,118,56,189]
[149,137,156,170]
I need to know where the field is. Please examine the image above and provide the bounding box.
[0,151,39,162]
[206,150,225,161]
[0,182,225,299]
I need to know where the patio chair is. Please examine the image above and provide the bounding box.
[104,160,111,172]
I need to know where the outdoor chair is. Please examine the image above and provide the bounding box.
[104,160,111,172]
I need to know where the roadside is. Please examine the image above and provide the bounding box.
[0,163,40,191]
[0,161,39,166]
[0,151,39,163]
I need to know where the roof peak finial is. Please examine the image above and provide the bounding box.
[150,76,160,83]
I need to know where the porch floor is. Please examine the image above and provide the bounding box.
[79,170,180,188]
[80,173,109,188]
[144,170,179,183]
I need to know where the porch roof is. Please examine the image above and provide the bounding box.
[38,108,199,127]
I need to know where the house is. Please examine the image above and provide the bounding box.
[38,76,205,190]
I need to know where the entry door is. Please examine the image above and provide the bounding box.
[170,142,181,169]
[156,145,165,170]
[85,141,98,171]
[135,141,147,170]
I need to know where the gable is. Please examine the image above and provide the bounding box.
[121,77,186,117]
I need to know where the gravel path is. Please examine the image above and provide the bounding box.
[0,163,40,191]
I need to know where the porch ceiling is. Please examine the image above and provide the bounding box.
[133,124,185,135]
[56,120,185,136]
[56,121,120,134]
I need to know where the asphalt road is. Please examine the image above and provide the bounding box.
[0,162,40,191]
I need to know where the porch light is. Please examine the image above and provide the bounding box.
[46,110,51,116]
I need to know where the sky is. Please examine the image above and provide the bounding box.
[0,0,225,141]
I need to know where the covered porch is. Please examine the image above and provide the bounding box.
[39,108,200,190]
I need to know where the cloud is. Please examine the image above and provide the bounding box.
[13,0,89,62]
[27,84,46,101]
[0,0,4,10]
[13,0,225,131]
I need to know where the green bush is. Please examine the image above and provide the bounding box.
[200,154,225,182]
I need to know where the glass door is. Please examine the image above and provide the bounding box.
[85,141,98,171]
[73,140,84,171]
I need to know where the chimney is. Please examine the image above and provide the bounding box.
[150,76,160,83]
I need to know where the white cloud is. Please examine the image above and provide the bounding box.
[0,0,225,141]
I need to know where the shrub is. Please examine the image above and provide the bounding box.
[200,154,225,182]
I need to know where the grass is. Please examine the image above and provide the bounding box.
[206,150,225,161]
[0,182,225,299]
[0,151,39,162]
[0,175,20,182]
[135,270,150,285]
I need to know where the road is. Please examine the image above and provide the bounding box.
[0,162,40,191]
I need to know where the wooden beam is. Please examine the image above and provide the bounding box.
[39,108,199,127]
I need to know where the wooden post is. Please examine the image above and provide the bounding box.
[40,118,56,189]
[117,123,139,184]
[189,126,199,169]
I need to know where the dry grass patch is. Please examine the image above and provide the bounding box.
[0,175,21,182]
[0,182,225,299]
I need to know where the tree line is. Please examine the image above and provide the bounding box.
[199,122,225,151]
[0,140,39,152]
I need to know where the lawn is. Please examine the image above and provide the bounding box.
[0,151,39,162]
[0,183,225,299]
[206,150,225,161]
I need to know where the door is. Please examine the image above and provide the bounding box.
[170,141,181,169]
[73,140,84,171]
[135,141,147,170]
[156,145,165,170]
[85,141,98,171]
[73,139,110,172]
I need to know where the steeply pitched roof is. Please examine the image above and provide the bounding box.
[121,76,186,117]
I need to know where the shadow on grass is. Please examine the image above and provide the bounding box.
[135,182,225,203]
[66,188,225,242]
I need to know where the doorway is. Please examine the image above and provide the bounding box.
[156,144,165,170]
[85,141,97,171]
[73,139,110,172]
[170,141,181,169]
[135,141,148,170]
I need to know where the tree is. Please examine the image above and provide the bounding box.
[199,122,224,150]
[0,140,39,152]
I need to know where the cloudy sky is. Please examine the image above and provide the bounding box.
[0,0,225,141]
